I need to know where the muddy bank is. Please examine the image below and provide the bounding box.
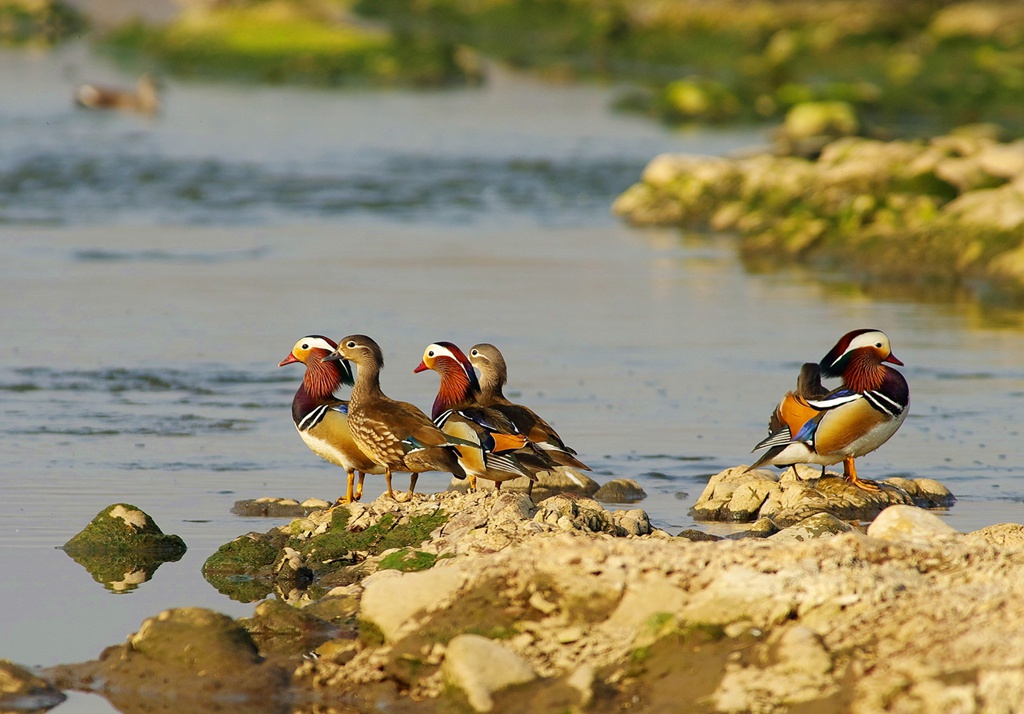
[613,131,1024,303]
[33,473,1024,713]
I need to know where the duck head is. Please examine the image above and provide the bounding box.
[820,329,903,380]
[415,342,481,417]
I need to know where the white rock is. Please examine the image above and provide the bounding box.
[443,634,536,712]
[867,505,959,543]
[360,567,465,641]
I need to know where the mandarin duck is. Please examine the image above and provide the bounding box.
[323,335,467,501]
[279,336,384,504]
[749,329,909,491]
[468,343,590,473]
[414,342,545,492]
[74,73,161,115]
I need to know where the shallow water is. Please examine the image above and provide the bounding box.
[1,43,1023,709]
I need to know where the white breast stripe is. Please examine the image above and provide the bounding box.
[863,389,903,417]
[298,404,330,432]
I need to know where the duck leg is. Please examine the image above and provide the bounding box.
[385,470,397,500]
[843,457,879,492]
[355,472,366,501]
[334,469,356,505]
[400,473,419,503]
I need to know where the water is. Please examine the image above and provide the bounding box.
[1,43,1023,710]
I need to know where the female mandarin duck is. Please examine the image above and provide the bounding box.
[323,335,466,501]
[749,329,909,491]
[468,343,590,473]
[279,336,384,504]
[414,342,543,492]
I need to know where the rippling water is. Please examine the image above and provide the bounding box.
[1,43,1023,710]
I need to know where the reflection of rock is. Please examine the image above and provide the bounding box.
[691,466,955,527]
[61,504,186,593]
[47,608,290,714]
[231,496,330,518]
[0,659,65,713]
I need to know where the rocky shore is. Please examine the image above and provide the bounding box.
[613,129,1024,302]
[15,467,1024,713]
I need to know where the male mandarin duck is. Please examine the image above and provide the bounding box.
[468,343,590,473]
[414,342,543,492]
[279,336,384,504]
[323,335,467,501]
[749,329,909,492]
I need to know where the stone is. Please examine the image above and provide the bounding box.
[61,503,187,593]
[965,523,1024,547]
[867,505,959,543]
[63,503,186,557]
[231,497,323,517]
[677,529,723,542]
[770,513,855,543]
[0,659,65,711]
[593,478,647,504]
[443,634,536,712]
[611,508,652,536]
[360,566,466,641]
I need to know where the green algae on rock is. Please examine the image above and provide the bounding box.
[613,133,1024,303]
[0,0,86,45]
[360,0,1024,134]
[99,0,478,87]
[61,503,187,593]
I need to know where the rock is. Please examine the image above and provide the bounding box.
[779,100,859,156]
[884,477,957,508]
[770,513,856,542]
[867,505,959,543]
[360,566,466,642]
[965,523,1024,547]
[63,504,186,557]
[692,466,931,525]
[0,659,65,711]
[662,77,740,121]
[740,517,780,539]
[231,497,325,517]
[677,529,723,542]
[443,634,536,712]
[202,531,281,603]
[48,608,289,711]
[611,508,652,536]
[593,478,647,504]
[240,599,340,657]
[61,504,187,593]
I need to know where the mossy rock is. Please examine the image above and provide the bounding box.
[62,504,186,591]
[100,4,472,87]
[0,0,86,44]
[378,548,438,572]
[294,507,448,566]
[203,532,280,575]
[202,532,281,602]
[63,503,187,558]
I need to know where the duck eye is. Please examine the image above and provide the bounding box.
[876,343,882,348]
[471,350,478,356]
[301,343,308,350]
[347,341,356,348]
[428,351,435,357]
